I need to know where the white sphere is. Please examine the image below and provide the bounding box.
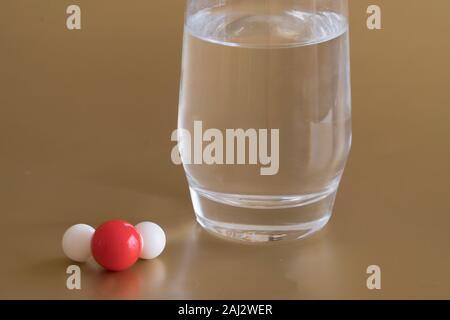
[62,224,95,262]
[135,222,166,260]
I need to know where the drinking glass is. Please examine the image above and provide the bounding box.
[177,0,352,242]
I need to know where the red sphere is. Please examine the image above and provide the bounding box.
[91,220,142,271]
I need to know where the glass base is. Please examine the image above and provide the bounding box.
[189,184,338,243]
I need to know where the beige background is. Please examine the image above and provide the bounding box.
[0,0,449,299]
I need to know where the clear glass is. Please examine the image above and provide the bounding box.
[178,0,352,242]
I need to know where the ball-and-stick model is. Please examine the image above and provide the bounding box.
[62,219,166,271]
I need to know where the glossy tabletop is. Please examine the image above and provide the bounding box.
[0,0,449,299]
